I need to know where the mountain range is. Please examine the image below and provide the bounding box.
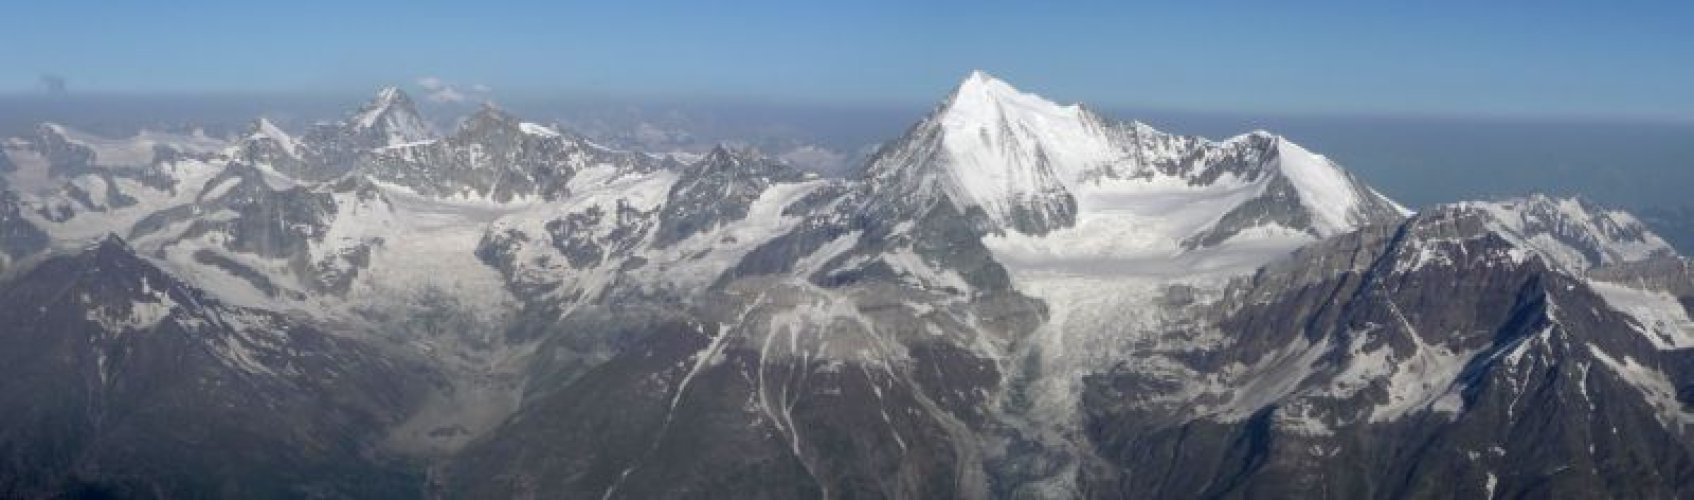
[1,72,1690,499]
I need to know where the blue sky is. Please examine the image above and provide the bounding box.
[4,0,1691,120]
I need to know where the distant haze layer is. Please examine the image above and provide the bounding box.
[2,94,1689,213]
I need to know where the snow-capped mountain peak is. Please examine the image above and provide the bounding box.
[861,72,1093,234]
[348,86,432,146]
[945,70,1070,118]
[940,70,1110,176]
[932,71,1110,222]
[871,70,1405,260]
[354,86,409,127]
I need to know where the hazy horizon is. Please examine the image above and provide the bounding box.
[4,87,1689,215]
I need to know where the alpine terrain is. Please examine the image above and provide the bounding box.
[1,72,1690,499]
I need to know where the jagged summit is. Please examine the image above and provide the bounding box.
[91,231,131,251]
[347,86,432,146]
[1457,193,1676,271]
[698,143,769,164]
[353,87,412,126]
[457,103,521,134]
[43,233,193,326]
[703,143,738,160]
[933,69,1111,192]
[678,144,797,188]
[859,71,1091,234]
[946,70,1051,109]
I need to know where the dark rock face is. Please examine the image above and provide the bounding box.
[360,107,661,202]
[32,124,98,178]
[0,237,427,499]
[188,176,333,260]
[544,202,651,269]
[1590,254,1694,295]
[653,146,803,247]
[0,190,48,269]
[441,315,830,499]
[442,130,1046,497]
[129,165,390,297]
[1081,208,1694,498]
[239,122,321,179]
[444,181,1049,498]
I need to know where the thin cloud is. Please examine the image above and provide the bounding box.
[429,87,468,103]
[414,76,490,103]
[416,76,448,91]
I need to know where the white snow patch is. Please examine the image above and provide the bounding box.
[21,159,225,246]
[2,144,55,194]
[1367,292,1478,422]
[519,122,562,138]
[253,118,298,157]
[321,183,523,321]
[1589,280,1694,349]
[1588,346,1694,429]
[1465,195,1675,272]
[792,230,862,278]
[85,278,176,332]
[630,179,828,293]
[983,176,1311,277]
[50,124,228,167]
[199,175,242,201]
[880,248,973,292]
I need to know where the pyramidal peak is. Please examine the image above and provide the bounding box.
[701,143,743,165]
[700,143,769,163]
[949,70,1022,103]
[935,71,1119,181]
[940,70,1090,133]
[355,87,413,126]
[689,145,793,179]
[348,86,432,146]
[881,71,1118,233]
